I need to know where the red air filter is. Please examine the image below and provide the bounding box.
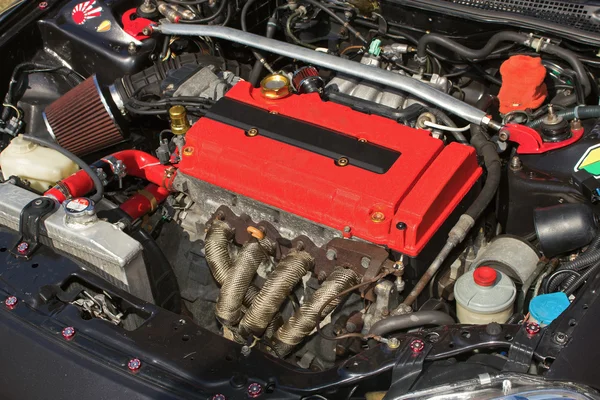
[43,75,124,156]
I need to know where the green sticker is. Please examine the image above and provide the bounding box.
[575,144,600,176]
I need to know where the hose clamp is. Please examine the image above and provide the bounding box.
[137,189,158,212]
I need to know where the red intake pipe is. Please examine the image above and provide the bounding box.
[45,150,177,203]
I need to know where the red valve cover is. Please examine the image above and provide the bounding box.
[178,82,481,256]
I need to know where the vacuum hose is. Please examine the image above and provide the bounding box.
[273,268,359,357]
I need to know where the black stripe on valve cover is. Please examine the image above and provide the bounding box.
[205,97,400,174]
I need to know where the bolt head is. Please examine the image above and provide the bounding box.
[5,296,18,309]
[395,222,407,230]
[247,382,263,398]
[127,358,142,371]
[525,322,540,335]
[498,129,510,141]
[38,1,48,9]
[336,157,349,167]
[246,128,259,137]
[410,339,425,353]
[387,337,400,349]
[212,395,226,400]
[370,211,386,223]
[62,326,76,340]
[16,242,29,254]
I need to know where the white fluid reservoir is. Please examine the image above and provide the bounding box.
[0,134,79,192]
[455,266,516,324]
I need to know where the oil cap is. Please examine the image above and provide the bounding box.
[64,197,97,226]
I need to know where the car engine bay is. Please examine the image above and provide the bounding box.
[1,0,600,397]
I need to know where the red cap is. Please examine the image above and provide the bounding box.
[473,266,497,287]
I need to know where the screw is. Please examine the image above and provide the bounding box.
[410,339,425,353]
[325,248,337,261]
[128,42,137,55]
[5,296,17,309]
[62,326,76,340]
[393,261,404,271]
[34,199,43,206]
[336,157,349,167]
[343,226,351,233]
[38,1,48,9]
[358,138,367,143]
[387,337,400,349]
[16,242,29,254]
[247,382,263,398]
[525,322,540,335]
[317,271,327,282]
[555,332,568,345]
[498,129,510,141]
[395,222,407,230]
[360,256,370,269]
[212,395,226,400]
[246,128,259,137]
[509,156,522,171]
[127,358,142,371]
[241,345,251,357]
[269,110,279,114]
[370,211,385,223]
[142,27,152,36]
[183,147,194,156]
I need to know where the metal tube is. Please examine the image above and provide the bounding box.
[153,24,492,127]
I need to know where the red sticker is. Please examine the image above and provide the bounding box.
[72,0,103,25]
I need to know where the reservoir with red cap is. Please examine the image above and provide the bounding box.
[454,266,517,324]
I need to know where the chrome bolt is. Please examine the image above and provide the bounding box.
[387,337,400,349]
[4,296,18,309]
[62,326,76,340]
[498,129,510,141]
[410,339,425,353]
[127,358,142,371]
[247,383,263,398]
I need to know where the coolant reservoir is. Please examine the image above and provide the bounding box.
[0,135,79,192]
[454,266,516,324]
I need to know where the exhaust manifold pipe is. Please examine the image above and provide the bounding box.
[239,250,314,338]
[215,237,275,326]
[273,267,359,357]
[204,219,234,285]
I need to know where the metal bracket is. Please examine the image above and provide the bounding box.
[384,338,430,399]
[503,323,543,373]
[12,197,56,259]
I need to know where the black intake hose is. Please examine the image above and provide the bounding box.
[564,259,600,296]
[547,245,600,293]
[466,125,501,222]
[324,90,425,122]
[369,311,455,336]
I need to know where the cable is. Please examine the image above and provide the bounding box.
[286,12,319,50]
[22,135,104,203]
[423,120,471,132]
[543,269,581,294]
[303,0,367,45]
[369,311,455,336]
[179,0,227,23]
[241,0,274,84]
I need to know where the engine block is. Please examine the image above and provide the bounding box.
[177,82,481,258]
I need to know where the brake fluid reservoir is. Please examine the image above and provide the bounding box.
[455,266,516,324]
[0,135,79,192]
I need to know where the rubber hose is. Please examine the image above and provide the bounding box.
[369,311,455,336]
[239,250,314,338]
[429,109,468,144]
[465,125,501,221]
[249,15,278,86]
[325,90,425,122]
[540,42,592,104]
[22,135,104,203]
[528,106,600,129]
[215,237,275,326]
[564,259,600,296]
[416,31,530,62]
